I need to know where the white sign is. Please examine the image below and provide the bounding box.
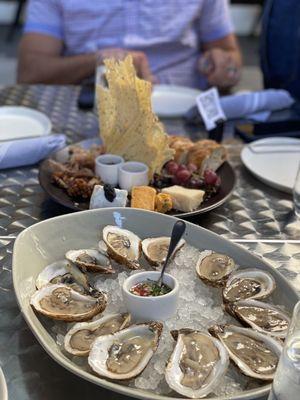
[196,88,226,131]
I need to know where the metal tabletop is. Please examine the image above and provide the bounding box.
[0,85,299,400]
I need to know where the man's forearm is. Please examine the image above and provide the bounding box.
[17,52,96,84]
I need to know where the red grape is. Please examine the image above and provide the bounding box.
[165,161,179,175]
[177,164,188,172]
[204,169,218,185]
[187,163,197,173]
[176,169,191,183]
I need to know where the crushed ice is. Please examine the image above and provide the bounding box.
[41,244,261,397]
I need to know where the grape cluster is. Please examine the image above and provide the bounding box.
[163,161,221,190]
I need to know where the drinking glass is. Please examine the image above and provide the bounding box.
[268,301,300,400]
[94,53,107,114]
[293,162,300,217]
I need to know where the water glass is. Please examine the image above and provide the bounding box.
[268,301,300,400]
[94,53,107,114]
[293,162,300,217]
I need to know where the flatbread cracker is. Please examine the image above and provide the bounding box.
[97,56,174,178]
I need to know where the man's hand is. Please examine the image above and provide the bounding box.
[98,48,155,83]
[199,48,241,90]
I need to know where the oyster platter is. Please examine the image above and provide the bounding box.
[13,208,299,400]
[39,56,235,216]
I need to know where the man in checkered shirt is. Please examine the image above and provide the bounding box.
[18,0,242,90]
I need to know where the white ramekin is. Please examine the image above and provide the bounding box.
[118,161,149,192]
[122,271,179,322]
[95,154,124,187]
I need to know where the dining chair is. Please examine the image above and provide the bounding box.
[5,0,26,41]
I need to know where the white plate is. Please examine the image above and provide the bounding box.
[241,137,300,194]
[0,106,52,141]
[151,84,200,118]
[0,367,8,400]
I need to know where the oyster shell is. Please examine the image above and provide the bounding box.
[98,240,108,255]
[88,321,162,380]
[103,225,141,269]
[209,324,282,380]
[196,251,236,287]
[64,313,131,356]
[223,268,276,303]
[35,260,89,293]
[30,284,107,322]
[65,249,114,274]
[142,237,185,266]
[165,329,229,398]
[225,300,290,339]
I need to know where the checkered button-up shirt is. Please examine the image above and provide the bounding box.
[24,0,234,88]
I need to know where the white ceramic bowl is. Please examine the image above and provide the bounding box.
[122,271,179,322]
[12,208,300,400]
[95,154,124,187]
[118,161,149,192]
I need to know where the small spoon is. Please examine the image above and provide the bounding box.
[157,220,186,287]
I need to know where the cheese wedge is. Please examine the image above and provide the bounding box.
[162,186,205,212]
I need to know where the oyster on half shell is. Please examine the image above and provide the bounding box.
[223,268,276,303]
[225,300,290,339]
[66,249,114,274]
[88,322,162,380]
[209,324,282,380]
[103,225,141,269]
[35,260,90,294]
[196,251,236,287]
[165,329,229,398]
[98,240,108,255]
[64,313,131,356]
[30,284,107,322]
[142,237,185,266]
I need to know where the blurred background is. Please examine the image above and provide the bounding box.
[0,0,263,91]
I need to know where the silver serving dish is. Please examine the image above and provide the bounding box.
[13,208,299,400]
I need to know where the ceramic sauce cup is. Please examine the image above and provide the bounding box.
[122,271,179,321]
[118,161,149,192]
[95,154,124,187]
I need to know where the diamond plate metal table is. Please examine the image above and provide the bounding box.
[0,85,299,400]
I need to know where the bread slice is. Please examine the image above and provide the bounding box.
[168,135,194,164]
[131,186,157,211]
[162,186,205,212]
[200,146,227,175]
[187,140,227,175]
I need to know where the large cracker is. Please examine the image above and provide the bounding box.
[97,56,174,178]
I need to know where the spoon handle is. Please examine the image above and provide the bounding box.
[159,220,186,284]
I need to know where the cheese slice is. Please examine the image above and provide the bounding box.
[162,186,205,212]
[89,185,128,209]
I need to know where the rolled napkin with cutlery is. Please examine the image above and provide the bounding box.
[0,134,66,170]
[185,89,295,124]
[221,89,295,120]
